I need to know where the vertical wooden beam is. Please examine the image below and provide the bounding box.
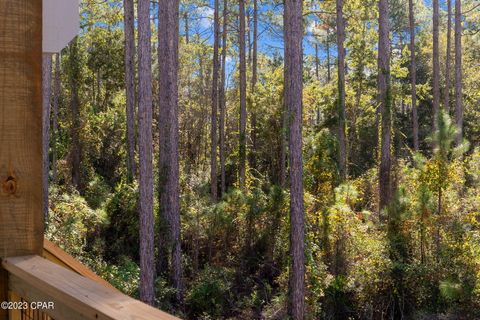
[0,1,43,314]
[0,269,7,319]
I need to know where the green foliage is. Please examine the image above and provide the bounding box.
[304,128,338,198]
[99,256,140,297]
[47,1,480,319]
[84,174,112,209]
[185,266,235,318]
[103,182,139,262]
[46,185,106,260]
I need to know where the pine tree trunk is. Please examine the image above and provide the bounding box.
[433,0,440,130]
[409,0,419,151]
[42,53,53,220]
[250,0,258,175]
[315,42,319,81]
[281,0,289,190]
[211,0,220,200]
[445,0,452,113]
[219,0,228,196]
[52,54,61,183]
[124,0,137,182]
[454,0,463,145]
[326,28,331,83]
[378,0,392,213]
[184,12,189,44]
[315,39,320,124]
[280,93,287,188]
[285,1,305,318]
[137,0,155,305]
[238,0,247,189]
[158,0,183,304]
[69,38,82,193]
[336,0,347,181]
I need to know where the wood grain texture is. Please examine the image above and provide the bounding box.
[4,255,181,320]
[7,291,22,320]
[0,0,44,258]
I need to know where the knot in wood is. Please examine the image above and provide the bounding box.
[3,176,17,195]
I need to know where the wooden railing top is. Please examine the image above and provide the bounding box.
[3,255,181,320]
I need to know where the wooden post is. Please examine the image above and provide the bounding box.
[0,1,44,317]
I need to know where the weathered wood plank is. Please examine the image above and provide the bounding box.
[10,275,84,320]
[0,2,43,319]
[3,255,181,320]
[0,0,44,258]
[8,290,23,320]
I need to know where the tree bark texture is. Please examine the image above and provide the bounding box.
[409,0,419,151]
[445,0,452,113]
[219,0,228,196]
[285,1,305,319]
[238,0,247,189]
[52,54,61,183]
[454,0,463,145]
[250,0,258,174]
[336,0,347,181]
[211,0,220,200]
[137,0,155,305]
[158,0,183,304]
[433,0,440,130]
[42,53,53,220]
[69,38,82,193]
[378,0,392,213]
[124,0,137,181]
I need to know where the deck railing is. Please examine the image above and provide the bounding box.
[2,255,180,320]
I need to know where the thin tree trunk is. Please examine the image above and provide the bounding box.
[409,0,419,151]
[315,42,319,81]
[454,0,463,145]
[336,0,347,181]
[326,27,331,82]
[52,53,61,183]
[137,0,155,305]
[250,0,258,175]
[193,208,200,272]
[280,0,289,190]
[124,0,137,182]
[184,12,189,44]
[433,0,440,131]
[247,9,251,67]
[43,53,53,220]
[378,0,392,213]
[246,0,258,248]
[239,0,247,189]
[219,0,228,196]
[436,186,442,260]
[211,0,220,200]
[420,206,426,264]
[315,40,320,124]
[69,38,82,193]
[445,0,452,113]
[280,92,287,188]
[158,0,183,304]
[285,0,305,318]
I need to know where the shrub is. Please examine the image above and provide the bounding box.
[102,181,139,263]
[185,266,235,318]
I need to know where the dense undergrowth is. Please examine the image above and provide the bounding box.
[46,143,480,319]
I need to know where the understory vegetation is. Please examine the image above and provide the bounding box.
[44,0,480,319]
[47,145,480,318]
